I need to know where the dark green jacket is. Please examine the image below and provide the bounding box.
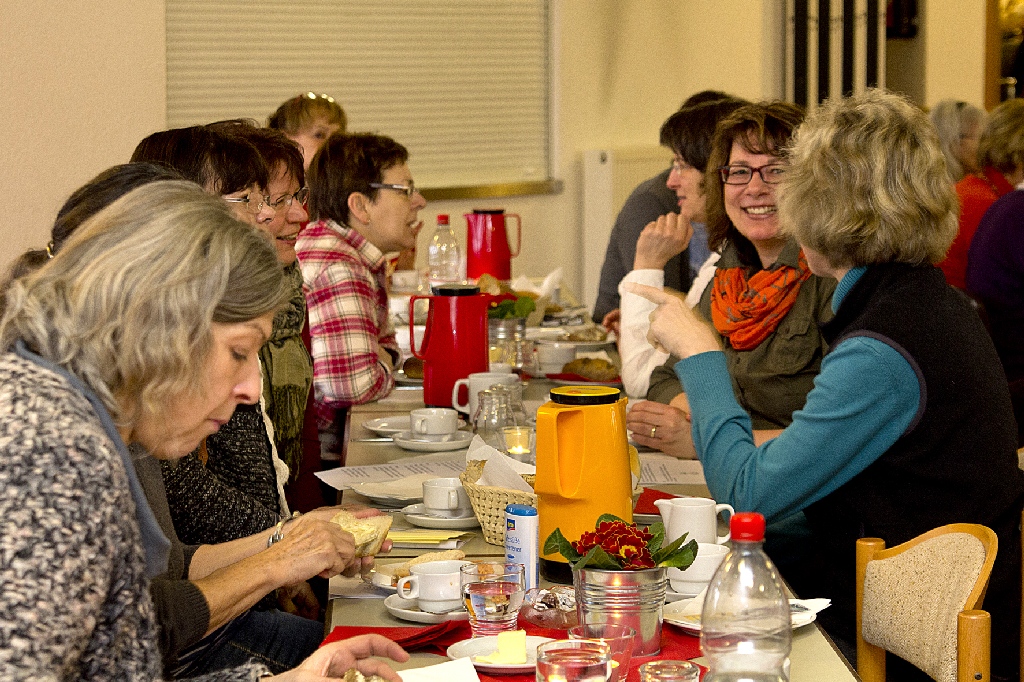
[647,238,835,429]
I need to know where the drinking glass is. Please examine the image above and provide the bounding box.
[567,624,635,682]
[536,639,612,682]
[637,660,700,682]
[461,561,526,636]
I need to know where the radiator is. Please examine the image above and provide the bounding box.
[580,147,673,313]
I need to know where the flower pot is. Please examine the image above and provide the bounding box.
[573,566,667,656]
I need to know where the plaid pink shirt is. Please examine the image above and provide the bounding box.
[296,219,398,427]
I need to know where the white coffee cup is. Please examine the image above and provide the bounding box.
[396,559,472,613]
[451,372,520,415]
[668,542,729,596]
[410,408,459,441]
[422,477,473,518]
[655,497,734,546]
[536,342,576,373]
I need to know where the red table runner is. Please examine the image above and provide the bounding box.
[323,616,704,682]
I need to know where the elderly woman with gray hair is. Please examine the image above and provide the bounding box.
[630,90,1024,680]
[0,181,407,680]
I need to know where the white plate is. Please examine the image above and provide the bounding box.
[663,598,818,634]
[665,585,700,603]
[384,594,469,624]
[402,503,480,530]
[348,473,437,505]
[395,370,423,386]
[547,376,623,388]
[362,415,464,436]
[362,416,412,436]
[447,635,555,674]
[393,430,475,452]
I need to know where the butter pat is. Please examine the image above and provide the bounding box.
[475,630,527,665]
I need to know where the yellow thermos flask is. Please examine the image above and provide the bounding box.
[535,386,633,583]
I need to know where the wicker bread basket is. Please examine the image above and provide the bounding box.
[460,460,537,545]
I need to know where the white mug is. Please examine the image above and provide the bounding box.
[396,559,472,613]
[422,477,473,518]
[410,408,459,441]
[654,497,734,546]
[451,372,519,415]
[668,542,729,596]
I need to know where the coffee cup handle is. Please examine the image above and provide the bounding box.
[716,504,734,543]
[448,490,460,509]
[451,379,470,412]
[411,417,425,435]
[396,575,419,600]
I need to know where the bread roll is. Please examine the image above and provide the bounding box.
[330,511,393,557]
[375,549,467,584]
[561,357,619,381]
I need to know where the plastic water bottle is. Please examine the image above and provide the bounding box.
[701,512,791,682]
[427,214,461,285]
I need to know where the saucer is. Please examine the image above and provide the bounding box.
[447,635,555,674]
[665,584,701,603]
[402,503,480,530]
[384,594,469,624]
[664,598,819,634]
[393,430,474,452]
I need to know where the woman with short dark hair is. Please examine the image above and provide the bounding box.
[297,133,427,434]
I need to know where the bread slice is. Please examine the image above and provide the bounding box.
[375,549,467,584]
[330,511,393,557]
[342,669,390,682]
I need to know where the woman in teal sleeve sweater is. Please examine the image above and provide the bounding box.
[630,90,1024,681]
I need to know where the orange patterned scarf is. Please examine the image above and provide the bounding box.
[710,252,812,351]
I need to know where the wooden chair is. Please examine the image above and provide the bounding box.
[855,524,997,682]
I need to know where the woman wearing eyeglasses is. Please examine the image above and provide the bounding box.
[296,132,427,436]
[628,102,835,461]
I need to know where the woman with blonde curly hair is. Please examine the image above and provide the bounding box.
[0,180,408,679]
[630,90,1023,680]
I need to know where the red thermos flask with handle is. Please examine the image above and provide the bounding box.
[409,284,490,407]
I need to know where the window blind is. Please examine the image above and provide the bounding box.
[166,0,551,189]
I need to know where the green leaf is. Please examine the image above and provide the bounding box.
[595,513,627,526]
[647,521,666,554]
[543,528,581,562]
[652,531,688,564]
[512,296,536,318]
[574,545,623,571]
[657,539,699,569]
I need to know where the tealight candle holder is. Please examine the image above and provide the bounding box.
[503,425,535,464]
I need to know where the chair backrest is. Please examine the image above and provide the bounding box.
[855,523,997,682]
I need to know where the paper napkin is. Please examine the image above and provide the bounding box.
[399,656,480,682]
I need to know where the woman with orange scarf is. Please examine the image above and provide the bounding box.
[628,102,835,457]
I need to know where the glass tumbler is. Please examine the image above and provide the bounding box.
[637,660,700,682]
[567,624,635,682]
[461,561,526,636]
[536,639,612,682]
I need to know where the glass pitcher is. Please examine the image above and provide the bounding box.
[473,386,517,453]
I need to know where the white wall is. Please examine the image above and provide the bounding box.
[0,1,166,268]
[885,0,988,108]
[14,0,980,308]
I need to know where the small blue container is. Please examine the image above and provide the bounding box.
[504,504,539,590]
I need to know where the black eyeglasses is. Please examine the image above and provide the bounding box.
[266,187,310,211]
[718,163,787,185]
[223,193,265,214]
[369,181,419,198]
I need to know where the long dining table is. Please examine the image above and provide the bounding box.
[325,378,860,681]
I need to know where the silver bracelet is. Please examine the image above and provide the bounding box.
[267,511,302,547]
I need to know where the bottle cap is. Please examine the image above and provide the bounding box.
[730,512,766,541]
[437,214,450,224]
[506,504,538,516]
